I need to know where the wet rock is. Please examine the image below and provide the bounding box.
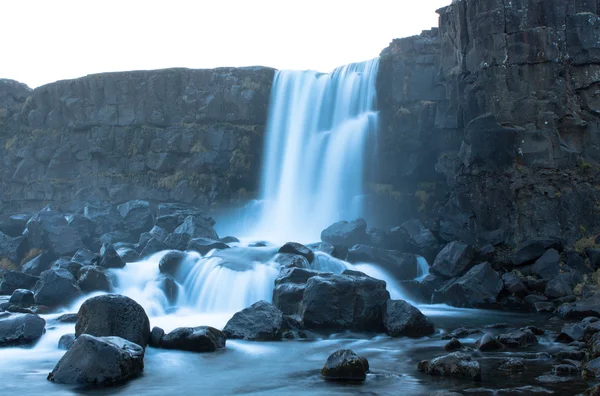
[420,274,445,302]
[444,338,462,351]
[526,326,545,335]
[558,293,600,319]
[347,245,420,281]
[117,247,139,263]
[22,251,56,277]
[58,333,75,350]
[139,237,170,258]
[497,329,538,348]
[159,326,226,352]
[442,327,482,340]
[187,238,229,255]
[47,334,144,385]
[9,289,34,307]
[70,248,97,266]
[552,347,586,361]
[535,374,573,384]
[383,299,435,337]
[56,313,78,323]
[553,363,579,376]
[535,301,555,313]
[430,241,474,278]
[321,349,368,382]
[220,236,239,244]
[0,312,46,345]
[158,250,186,278]
[418,352,481,380]
[320,219,367,248]
[76,294,151,348]
[149,326,164,347]
[272,267,320,315]
[521,249,561,280]
[299,269,390,332]
[584,357,600,379]
[148,226,168,242]
[100,231,135,246]
[163,233,191,251]
[0,303,33,314]
[396,219,439,262]
[274,253,309,269]
[99,243,126,269]
[83,201,122,236]
[33,268,81,308]
[478,333,505,351]
[117,200,153,235]
[67,214,97,248]
[512,239,563,266]
[583,384,600,396]
[51,257,82,278]
[556,322,585,343]
[78,265,111,293]
[277,242,314,263]
[432,262,503,308]
[502,271,529,296]
[499,358,526,372]
[25,210,84,256]
[545,273,577,299]
[223,300,283,341]
[155,275,177,305]
[173,215,218,240]
[0,232,28,266]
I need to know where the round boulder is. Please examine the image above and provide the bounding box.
[321,349,369,382]
[160,326,226,352]
[9,289,35,307]
[278,242,314,263]
[33,268,81,308]
[223,300,283,341]
[158,250,187,278]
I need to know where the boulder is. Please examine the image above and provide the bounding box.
[58,333,75,350]
[159,326,225,352]
[117,200,154,235]
[0,214,29,237]
[299,270,390,331]
[99,244,126,269]
[173,215,219,240]
[321,349,369,382]
[420,274,445,302]
[139,237,170,258]
[117,247,139,262]
[557,293,600,319]
[497,329,538,348]
[397,219,439,261]
[502,272,529,297]
[0,232,28,265]
[187,238,229,255]
[512,239,563,266]
[33,268,81,308]
[75,294,151,348]
[0,312,46,345]
[163,233,191,251]
[158,250,187,277]
[223,300,284,341]
[274,253,310,270]
[9,289,34,307]
[0,271,39,295]
[47,334,144,385]
[430,241,474,278]
[22,251,56,276]
[56,313,78,323]
[277,242,314,263]
[320,219,367,248]
[70,248,97,266]
[52,257,82,278]
[499,358,527,372]
[347,244,420,280]
[148,226,169,242]
[67,214,97,248]
[444,338,463,352]
[25,211,84,256]
[478,333,505,351]
[556,322,586,343]
[149,326,164,347]
[545,273,576,299]
[220,236,240,244]
[432,262,503,308]
[272,267,321,315]
[155,275,178,304]
[521,249,561,280]
[383,299,435,337]
[83,201,122,235]
[418,352,482,380]
[78,265,111,293]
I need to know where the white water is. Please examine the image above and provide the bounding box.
[247,59,379,243]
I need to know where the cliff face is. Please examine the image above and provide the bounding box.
[0,67,275,213]
[373,0,600,246]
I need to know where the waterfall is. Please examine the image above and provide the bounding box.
[249,59,379,243]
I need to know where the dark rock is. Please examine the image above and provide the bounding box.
[566,251,588,274]
[499,358,526,372]
[545,273,576,299]
[187,238,229,255]
[444,338,462,351]
[159,326,226,352]
[149,226,169,242]
[75,294,151,348]
[78,265,111,293]
[479,333,505,351]
[584,385,600,396]
[558,293,600,319]
[174,215,218,240]
[398,219,439,261]
[442,327,482,340]
[56,313,78,323]
[522,249,561,280]
[320,219,367,248]
[47,334,144,385]
[9,289,34,307]
[526,326,545,336]
[223,300,283,341]
[277,242,314,263]
[584,357,600,379]
[52,257,82,279]
[383,299,435,337]
[0,312,46,345]
[274,253,309,269]
[535,374,573,384]
[33,268,81,308]
[99,244,126,269]
[83,201,122,236]
[67,214,97,248]
[272,267,320,315]
[100,231,136,246]
[418,352,481,380]
[0,214,29,238]
[552,348,586,361]
[347,244,420,280]
[163,233,191,251]
[155,275,177,305]
[320,349,368,382]
[420,274,445,302]
[535,302,555,313]
[149,326,164,347]
[58,333,75,350]
[158,250,186,278]
[0,303,33,314]
[502,271,529,297]
[432,262,503,308]
[117,200,153,235]
[512,239,563,266]
[220,236,239,244]
[497,329,538,348]
[25,211,84,256]
[117,248,139,263]
[299,270,390,331]
[70,248,97,266]
[0,232,28,266]
[553,364,579,376]
[430,241,473,278]
[139,238,170,258]
[22,251,56,277]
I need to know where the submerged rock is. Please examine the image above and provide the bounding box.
[0,312,46,345]
[418,352,481,380]
[160,326,225,352]
[223,300,284,341]
[76,294,151,348]
[321,349,368,382]
[383,299,435,337]
[48,334,144,385]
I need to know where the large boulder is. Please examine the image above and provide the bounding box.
[321,349,369,382]
[0,232,28,265]
[347,245,420,280]
[512,239,563,266]
[558,293,600,319]
[497,329,538,348]
[0,271,39,295]
[21,251,56,276]
[272,267,321,315]
[139,238,171,258]
[430,241,474,278]
[158,250,187,278]
[25,211,84,256]
[75,294,151,348]
[502,272,529,297]
[394,219,439,261]
[0,312,46,345]
[173,215,219,240]
[52,257,82,279]
[117,200,154,235]
[320,219,368,248]
[299,270,390,331]
[418,352,482,380]
[58,333,75,350]
[78,265,111,293]
[383,300,435,338]
[187,238,229,255]
[67,214,97,248]
[159,326,226,352]
[70,248,97,266]
[223,300,284,341]
[99,243,126,269]
[9,289,35,307]
[83,201,122,235]
[47,334,144,385]
[432,262,503,308]
[155,275,178,305]
[521,249,561,280]
[0,214,29,237]
[33,268,81,308]
[277,242,314,263]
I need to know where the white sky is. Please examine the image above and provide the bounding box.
[2,0,450,88]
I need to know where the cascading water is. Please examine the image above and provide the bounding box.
[248,59,379,243]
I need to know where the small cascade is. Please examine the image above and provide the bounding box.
[415,256,430,281]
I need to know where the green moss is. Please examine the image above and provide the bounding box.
[128,144,139,156]
[4,136,17,150]
[368,183,405,202]
[191,140,207,153]
[157,171,184,190]
[575,235,598,253]
[0,258,17,271]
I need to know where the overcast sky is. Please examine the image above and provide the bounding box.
[2,0,450,88]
